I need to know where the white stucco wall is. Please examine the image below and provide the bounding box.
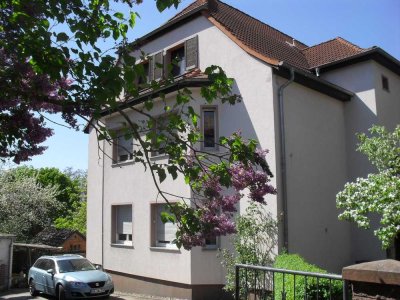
[86,127,105,265]
[321,60,400,264]
[86,15,279,286]
[274,78,351,272]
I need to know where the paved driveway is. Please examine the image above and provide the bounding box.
[0,289,174,300]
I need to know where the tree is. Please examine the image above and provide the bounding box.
[0,169,60,242]
[11,166,85,217]
[0,0,180,163]
[1,0,276,248]
[336,125,400,249]
[220,202,278,294]
[55,201,87,234]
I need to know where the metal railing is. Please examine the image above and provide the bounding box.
[235,264,350,300]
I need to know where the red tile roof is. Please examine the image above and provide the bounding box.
[302,37,369,69]
[164,0,375,71]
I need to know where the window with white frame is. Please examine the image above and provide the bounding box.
[112,205,133,246]
[150,114,177,157]
[201,106,218,150]
[113,132,133,163]
[151,203,177,248]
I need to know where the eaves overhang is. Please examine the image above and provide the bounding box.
[274,62,354,102]
[84,77,211,134]
[316,47,400,77]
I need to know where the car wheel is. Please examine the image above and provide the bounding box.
[29,279,39,297]
[57,284,66,300]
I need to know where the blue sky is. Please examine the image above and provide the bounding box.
[22,0,400,171]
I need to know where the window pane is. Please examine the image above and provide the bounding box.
[170,47,185,77]
[117,134,133,162]
[117,205,132,235]
[156,204,177,246]
[203,110,216,148]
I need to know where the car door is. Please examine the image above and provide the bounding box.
[31,259,46,292]
[42,259,56,296]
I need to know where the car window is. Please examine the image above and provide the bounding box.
[33,259,45,269]
[57,258,96,273]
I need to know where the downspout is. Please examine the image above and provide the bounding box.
[277,63,295,252]
[101,139,105,267]
[8,237,14,290]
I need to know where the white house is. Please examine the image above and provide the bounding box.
[86,0,400,299]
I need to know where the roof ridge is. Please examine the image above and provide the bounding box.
[166,0,208,23]
[303,36,366,53]
[335,36,365,51]
[214,0,308,49]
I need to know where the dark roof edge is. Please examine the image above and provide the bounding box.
[101,77,211,117]
[274,62,354,102]
[84,77,211,134]
[316,47,400,76]
[130,4,208,49]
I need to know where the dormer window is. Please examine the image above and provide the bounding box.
[150,36,198,81]
[138,61,150,86]
[170,45,186,77]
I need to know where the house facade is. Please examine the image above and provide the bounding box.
[86,0,400,299]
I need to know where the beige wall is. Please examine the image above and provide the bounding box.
[86,14,280,288]
[274,78,351,272]
[86,127,104,265]
[322,60,400,264]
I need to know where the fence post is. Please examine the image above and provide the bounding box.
[235,265,240,300]
[342,280,349,300]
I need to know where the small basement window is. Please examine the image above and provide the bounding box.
[382,75,389,92]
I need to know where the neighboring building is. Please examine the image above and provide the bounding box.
[86,0,400,299]
[32,228,86,253]
[0,234,15,291]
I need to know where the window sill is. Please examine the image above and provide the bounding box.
[110,243,134,249]
[149,247,181,253]
[111,160,135,168]
[149,154,169,161]
[202,246,219,251]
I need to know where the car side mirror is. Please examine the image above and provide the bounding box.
[95,264,103,271]
[47,269,54,275]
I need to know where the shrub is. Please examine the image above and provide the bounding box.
[273,253,342,300]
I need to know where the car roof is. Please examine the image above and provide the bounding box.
[38,254,85,261]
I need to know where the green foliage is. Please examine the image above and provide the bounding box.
[0,170,60,242]
[221,202,278,295]
[55,201,87,235]
[273,253,342,300]
[11,166,86,218]
[336,125,400,248]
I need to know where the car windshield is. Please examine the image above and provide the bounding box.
[57,258,96,273]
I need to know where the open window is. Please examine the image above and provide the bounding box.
[150,36,198,80]
[112,204,133,246]
[151,203,177,248]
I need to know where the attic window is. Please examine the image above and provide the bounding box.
[169,45,186,77]
[382,75,389,92]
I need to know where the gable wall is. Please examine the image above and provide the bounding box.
[321,61,400,263]
[113,15,278,286]
[273,77,351,272]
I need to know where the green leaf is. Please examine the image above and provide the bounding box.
[129,12,136,28]
[157,168,166,183]
[113,12,124,20]
[56,32,69,42]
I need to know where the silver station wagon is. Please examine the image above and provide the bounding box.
[28,254,114,299]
